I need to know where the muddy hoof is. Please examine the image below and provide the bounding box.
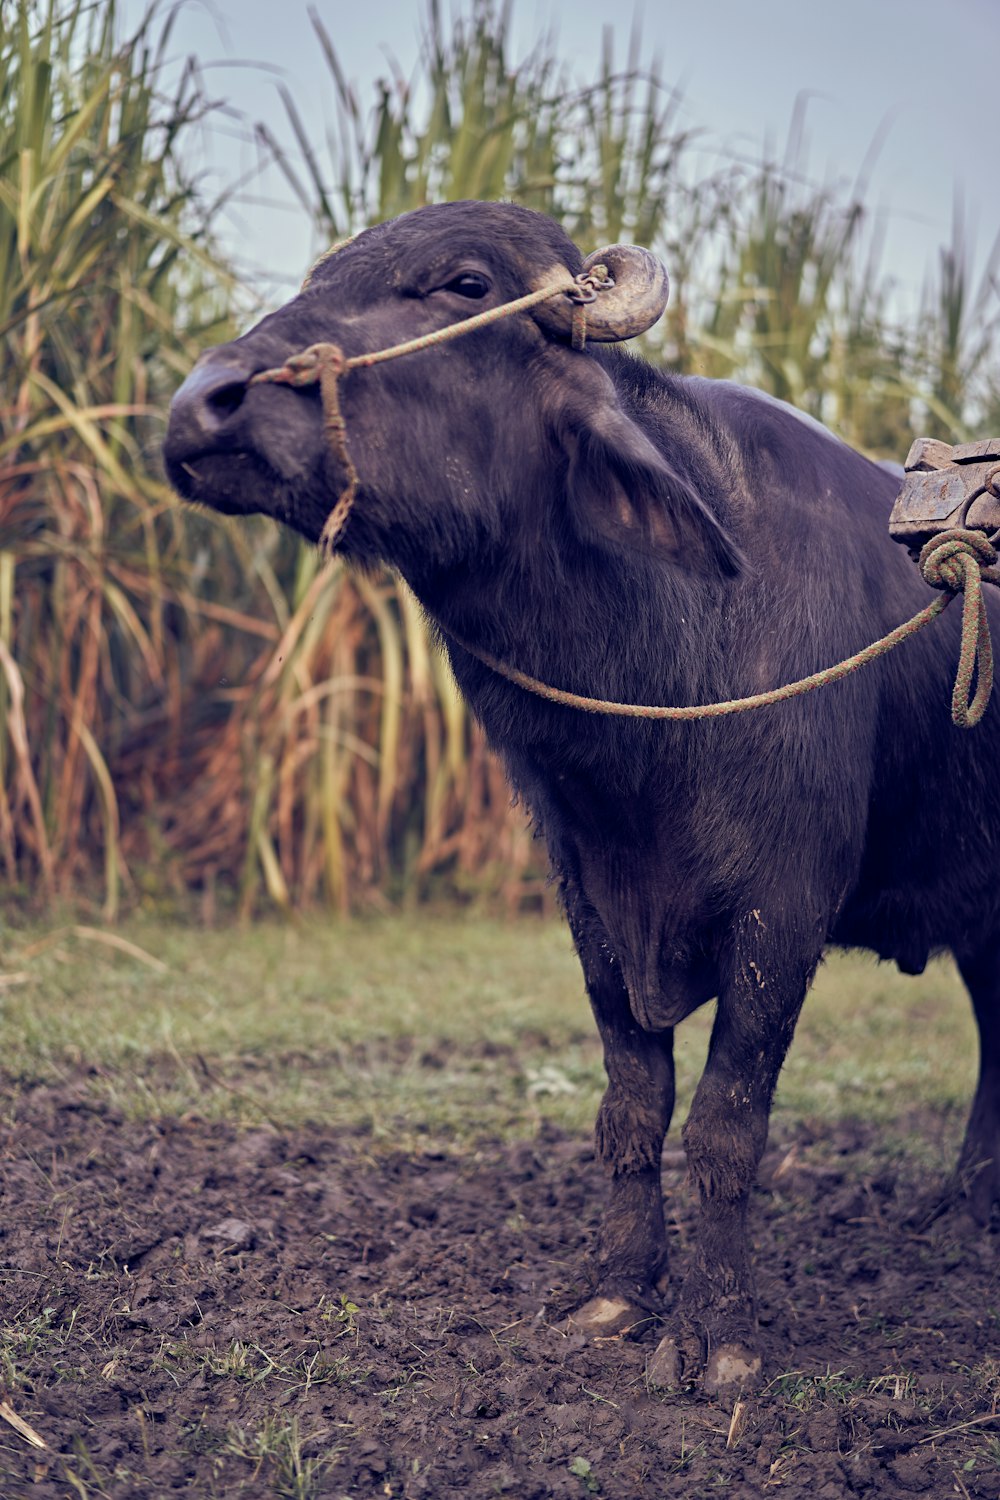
[904,1180,960,1232]
[646,1333,761,1396]
[906,1172,998,1234]
[646,1334,684,1390]
[562,1295,652,1340]
[704,1343,762,1396]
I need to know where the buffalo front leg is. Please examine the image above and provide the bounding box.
[944,944,1000,1226]
[566,949,675,1340]
[906,944,1000,1231]
[649,932,819,1395]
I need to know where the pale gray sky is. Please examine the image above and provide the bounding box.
[133,0,999,311]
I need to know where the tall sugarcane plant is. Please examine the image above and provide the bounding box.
[2,0,997,919]
[0,0,566,918]
[0,0,237,917]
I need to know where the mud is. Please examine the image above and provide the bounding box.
[1,1079,999,1498]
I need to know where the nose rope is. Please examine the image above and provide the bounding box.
[248,271,607,554]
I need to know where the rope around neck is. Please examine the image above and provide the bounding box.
[248,281,998,729]
[448,528,996,728]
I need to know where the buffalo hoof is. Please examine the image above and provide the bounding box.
[646,1332,762,1397]
[906,1163,1000,1234]
[950,1159,999,1230]
[646,1334,684,1390]
[704,1344,763,1396]
[562,1295,654,1340]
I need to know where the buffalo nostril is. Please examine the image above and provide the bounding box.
[169,359,257,446]
[207,380,247,418]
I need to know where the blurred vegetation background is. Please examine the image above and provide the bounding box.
[2,0,998,922]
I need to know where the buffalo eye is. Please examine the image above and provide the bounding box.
[441,272,491,299]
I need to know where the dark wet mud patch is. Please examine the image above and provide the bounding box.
[1,1078,999,1498]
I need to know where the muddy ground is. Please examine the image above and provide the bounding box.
[1,1077,999,1498]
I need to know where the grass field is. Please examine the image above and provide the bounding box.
[1,916,996,1498]
[0,914,977,1154]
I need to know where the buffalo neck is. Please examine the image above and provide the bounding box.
[403,507,740,790]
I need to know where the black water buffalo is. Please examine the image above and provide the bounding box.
[164,200,1000,1395]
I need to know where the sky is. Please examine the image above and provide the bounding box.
[126,0,1000,313]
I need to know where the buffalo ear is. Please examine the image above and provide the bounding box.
[563,400,743,578]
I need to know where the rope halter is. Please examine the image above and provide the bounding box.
[247,268,999,730]
[248,270,607,554]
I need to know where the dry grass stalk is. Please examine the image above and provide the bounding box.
[0,1398,47,1449]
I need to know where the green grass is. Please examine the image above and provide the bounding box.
[0,916,977,1150]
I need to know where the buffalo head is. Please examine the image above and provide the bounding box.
[164,200,742,588]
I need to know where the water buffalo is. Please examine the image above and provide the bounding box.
[164,200,1000,1395]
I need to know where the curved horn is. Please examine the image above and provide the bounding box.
[533,245,670,343]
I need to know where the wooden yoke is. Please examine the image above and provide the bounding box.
[890,438,1000,553]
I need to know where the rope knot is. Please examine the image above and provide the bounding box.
[918,528,997,592]
[284,342,346,386]
[250,342,346,389]
[566,265,615,351]
[916,528,996,727]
